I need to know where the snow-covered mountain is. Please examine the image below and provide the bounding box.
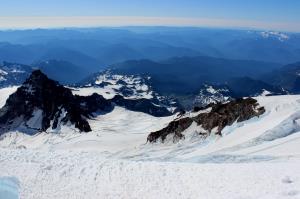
[188,81,283,110]
[193,84,234,107]
[264,62,300,93]
[79,70,154,99]
[0,62,33,88]
[260,31,290,42]
[0,70,94,134]
[77,69,181,113]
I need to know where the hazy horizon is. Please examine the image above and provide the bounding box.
[0,16,299,33]
[0,0,299,32]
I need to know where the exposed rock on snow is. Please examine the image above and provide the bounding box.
[0,70,174,135]
[147,98,265,143]
[0,70,92,134]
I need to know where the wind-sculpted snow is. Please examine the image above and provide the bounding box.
[0,148,300,199]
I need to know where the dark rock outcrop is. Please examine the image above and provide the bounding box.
[0,70,92,133]
[147,98,265,143]
[0,70,174,135]
[111,95,172,117]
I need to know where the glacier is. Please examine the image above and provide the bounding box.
[0,87,300,198]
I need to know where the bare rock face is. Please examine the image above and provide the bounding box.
[147,98,265,143]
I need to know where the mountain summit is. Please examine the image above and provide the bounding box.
[0,70,92,134]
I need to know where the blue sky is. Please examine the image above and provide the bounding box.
[0,0,299,31]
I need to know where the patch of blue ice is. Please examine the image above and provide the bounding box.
[0,177,20,199]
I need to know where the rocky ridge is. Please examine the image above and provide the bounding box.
[147,98,265,143]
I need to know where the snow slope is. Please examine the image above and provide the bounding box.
[1,86,300,159]
[0,86,18,108]
[0,106,174,152]
[117,95,300,162]
[0,149,300,199]
[1,87,300,199]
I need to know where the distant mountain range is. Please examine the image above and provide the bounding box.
[0,60,92,86]
[226,76,286,97]
[0,26,299,110]
[104,56,282,95]
[80,58,288,108]
[34,60,91,85]
[0,55,293,109]
[0,28,299,66]
[0,27,299,90]
[263,62,300,93]
[0,62,33,88]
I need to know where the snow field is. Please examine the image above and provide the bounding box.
[1,148,300,199]
[1,88,300,198]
